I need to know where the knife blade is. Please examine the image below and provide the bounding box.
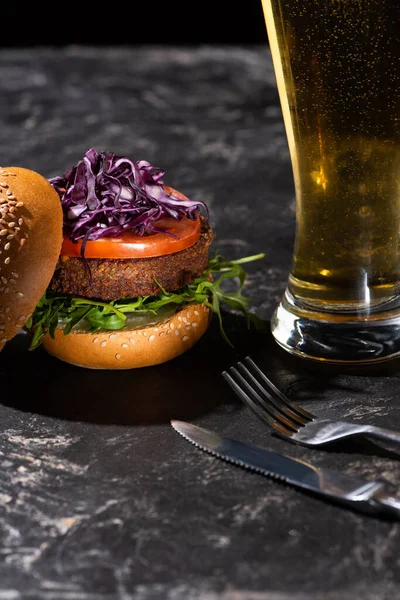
[171,420,400,519]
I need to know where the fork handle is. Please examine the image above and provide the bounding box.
[364,424,400,445]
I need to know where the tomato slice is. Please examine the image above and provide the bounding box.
[60,186,201,259]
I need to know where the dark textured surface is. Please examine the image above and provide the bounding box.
[1,45,400,600]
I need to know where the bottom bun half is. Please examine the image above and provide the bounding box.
[41,303,211,369]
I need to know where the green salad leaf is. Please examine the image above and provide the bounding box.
[26,252,265,350]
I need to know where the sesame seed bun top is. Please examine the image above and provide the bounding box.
[0,166,63,351]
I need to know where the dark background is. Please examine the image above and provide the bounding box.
[0,2,268,47]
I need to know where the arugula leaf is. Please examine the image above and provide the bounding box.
[26,251,265,350]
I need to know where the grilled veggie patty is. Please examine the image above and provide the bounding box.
[49,217,214,301]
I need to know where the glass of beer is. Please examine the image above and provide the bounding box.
[261,0,400,363]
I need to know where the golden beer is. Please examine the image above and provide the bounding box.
[261,0,400,310]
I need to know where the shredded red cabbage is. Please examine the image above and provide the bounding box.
[49,148,208,245]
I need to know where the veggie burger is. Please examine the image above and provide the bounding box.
[0,148,263,369]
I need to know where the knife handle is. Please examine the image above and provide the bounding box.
[369,489,400,519]
[288,465,400,519]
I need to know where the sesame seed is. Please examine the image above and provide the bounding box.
[115,353,121,360]
[4,307,10,313]
[4,257,10,265]
[169,322,174,329]
[159,331,166,337]
[16,292,24,297]
[121,343,129,348]
[149,335,155,342]
[191,322,198,328]
[1,277,6,284]
[0,229,7,236]
[100,341,107,347]
[182,335,189,342]
[4,243,10,251]
[174,329,180,336]
[143,331,148,337]
[186,325,191,330]
[129,338,136,344]
[194,310,199,315]
[93,337,99,343]
[109,333,116,340]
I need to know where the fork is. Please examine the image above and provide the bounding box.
[222,356,400,447]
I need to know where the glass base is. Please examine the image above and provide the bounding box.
[271,289,400,364]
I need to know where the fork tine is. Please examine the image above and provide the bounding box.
[236,361,308,427]
[223,367,300,434]
[223,369,299,439]
[243,356,316,420]
[222,370,296,436]
[222,370,276,429]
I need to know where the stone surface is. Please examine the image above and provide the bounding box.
[0,45,399,599]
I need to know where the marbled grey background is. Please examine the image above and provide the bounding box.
[0,45,399,600]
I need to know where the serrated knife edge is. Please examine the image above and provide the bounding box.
[171,419,400,520]
[171,419,288,482]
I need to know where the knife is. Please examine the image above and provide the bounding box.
[171,420,400,519]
